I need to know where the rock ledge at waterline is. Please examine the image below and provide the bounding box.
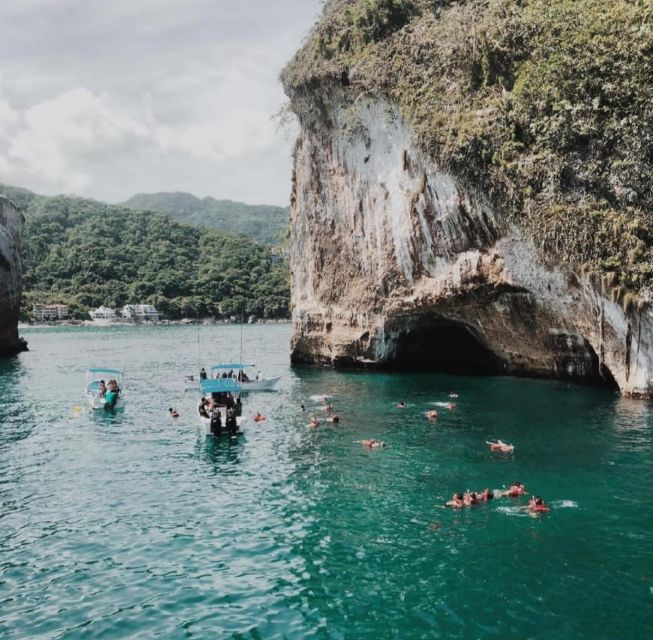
[281,89,652,398]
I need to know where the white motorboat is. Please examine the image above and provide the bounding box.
[209,363,280,392]
[198,377,246,436]
[85,367,125,410]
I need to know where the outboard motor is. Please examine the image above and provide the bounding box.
[210,410,222,436]
[226,408,237,436]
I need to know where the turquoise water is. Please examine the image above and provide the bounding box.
[1,324,652,639]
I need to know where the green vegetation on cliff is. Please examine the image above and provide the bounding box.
[122,192,288,246]
[283,0,653,296]
[0,185,289,320]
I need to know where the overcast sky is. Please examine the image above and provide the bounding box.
[0,0,323,206]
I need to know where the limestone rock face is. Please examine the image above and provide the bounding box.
[286,89,653,397]
[0,195,25,356]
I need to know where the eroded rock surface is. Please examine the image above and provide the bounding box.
[286,91,653,397]
[0,195,25,356]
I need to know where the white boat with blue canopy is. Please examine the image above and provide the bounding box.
[85,367,124,410]
[209,363,280,391]
[198,377,246,436]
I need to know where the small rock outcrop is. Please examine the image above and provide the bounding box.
[0,195,25,356]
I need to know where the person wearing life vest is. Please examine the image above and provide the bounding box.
[528,496,550,513]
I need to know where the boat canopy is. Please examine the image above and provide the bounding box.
[210,363,254,370]
[87,367,124,375]
[201,378,241,394]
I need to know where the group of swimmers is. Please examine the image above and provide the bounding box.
[445,482,550,513]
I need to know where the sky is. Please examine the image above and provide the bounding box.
[0,0,324,206]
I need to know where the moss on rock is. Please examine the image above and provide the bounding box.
[283,0,653,295]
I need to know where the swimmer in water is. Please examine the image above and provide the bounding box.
[254,412,266,422]
[446,402,456,410]
[487,439,514,453]
[528,496,550,513]
[309,417,320,428]
[300,404,305,412]
[324,403,334,414]
[168,407,179,418]
[426,410,438,421]
[445,493,464,508]
[360,439,385,449]
[478,488,494,501]
[396,401,407,409]
[327,415,340,423]
[507,481,527,497]
[463,491,479,506]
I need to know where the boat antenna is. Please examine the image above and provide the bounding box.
[239,306,244,365]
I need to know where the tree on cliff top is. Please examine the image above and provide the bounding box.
[283,0,653,300]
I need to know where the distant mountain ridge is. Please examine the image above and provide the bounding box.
[122,192,288,245]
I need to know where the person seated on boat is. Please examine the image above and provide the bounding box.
[487,439,514,453]
[221,372,228,379]
[478,488,494,501]
[169,407,179,418]
[327,415,340,423]
[445,492,464,508]
[507,481,527,497]
[104,382,119,410]
[235,397,242,417]
[426,410,438,421]
[528,496,550,513]
[199,367,207,380]
[226,407,238,436]
[396,401,407,409]
[309,416,320,428]
[463,491,479,506]
[360,439,385,449]
[98,380,107,399]
[254,412,266,422]
[198,398,210,419]
[241,371,249,382]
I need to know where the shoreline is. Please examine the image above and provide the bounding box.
[18,319,291,329]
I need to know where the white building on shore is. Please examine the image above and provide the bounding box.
[121,304,159,322]
[33,304,69,321]
[89,306,117,322]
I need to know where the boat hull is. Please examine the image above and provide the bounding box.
[240,377,281,391]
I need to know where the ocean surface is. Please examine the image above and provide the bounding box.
[0,324,651,639]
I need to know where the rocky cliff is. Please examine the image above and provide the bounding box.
[282,0,653,397]
[0,196,25,356]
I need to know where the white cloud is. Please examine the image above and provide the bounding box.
[0,0,323,204]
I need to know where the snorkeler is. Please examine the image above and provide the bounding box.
[445,493,464,508]
[528,496,550,513]
[359,439,385,449]
[487,439,514,453]
[507,481,527,497]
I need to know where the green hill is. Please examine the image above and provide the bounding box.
[0,185,289,320]
[123,192,289,246]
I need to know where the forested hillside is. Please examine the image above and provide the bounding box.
[0,185,289,320]
[123,192,288,245]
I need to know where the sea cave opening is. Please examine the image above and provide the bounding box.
[387,320,503,375]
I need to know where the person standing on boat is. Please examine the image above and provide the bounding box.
[226,407,238,436]
[104,380,119,410]
[199,367,207,381]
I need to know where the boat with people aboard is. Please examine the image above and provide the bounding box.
[85,367,124,410]
[197,377,247,437]
[208,363,280,391]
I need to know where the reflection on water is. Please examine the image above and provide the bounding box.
[0,324,652,639]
